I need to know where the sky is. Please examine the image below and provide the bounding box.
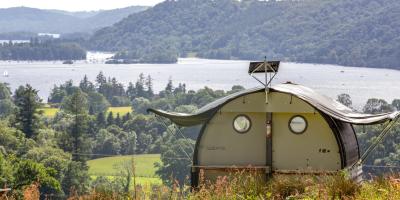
[0,0,165,11]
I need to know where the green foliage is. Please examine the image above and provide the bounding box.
[60,89,91,162]
[0,99,14,118]
[0,153,14,187]
[14,159,62,196]
[0,39,86,61]
[93,125,136,155]
[363,98,394,114]
[337,93,353,108]
[87,92,110,115]
[61,88,88,114]
[108,44,178,64]
[24,146,71,180]
[156,129,195,186]
[392,99,400,111]
[61,161,90,196]
[13,84,42,138]
[131,97,151,114]
[89,0,400,69]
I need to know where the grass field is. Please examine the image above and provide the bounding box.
[39,107,59,117]
[40,106,132,117]
[88,154,162,185]
[107,106,132,116]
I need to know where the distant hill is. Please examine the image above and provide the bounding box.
[89,0,400,69]
[0,6,148,34]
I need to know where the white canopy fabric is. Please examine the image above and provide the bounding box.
[148,83,400,126]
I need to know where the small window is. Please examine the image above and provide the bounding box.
[289,115,307,134]
[233,115,251,133]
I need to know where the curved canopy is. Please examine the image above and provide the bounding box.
[147,83,400,127]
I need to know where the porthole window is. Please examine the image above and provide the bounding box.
[233,115,251,134]
[289,115,307,134]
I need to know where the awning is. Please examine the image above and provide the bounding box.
[147,83,400,126]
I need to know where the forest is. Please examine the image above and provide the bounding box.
[0,71,400,198]
[88,0,400,69]
[0,38,86,61]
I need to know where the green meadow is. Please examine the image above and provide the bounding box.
[87,154,162,185]
[40,106,133,117]
[107,106,133,116]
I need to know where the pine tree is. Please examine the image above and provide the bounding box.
[79,75,95,93]
[89,105,95,115]
[165,78,174,95]
[115,113,122,127]
[95,71,107,89]
[145,75,154,98]
[122,113,132,124]
[107,111,114,126]
[126,82,136,100]
[61,89,90,162]
[13,84,41,138]
[135,73,146,97]
[96,112,106,128]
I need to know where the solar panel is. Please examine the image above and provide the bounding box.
[248,61,280,74]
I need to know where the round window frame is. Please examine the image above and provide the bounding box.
[288,115,308,135]
[233,114,252,134]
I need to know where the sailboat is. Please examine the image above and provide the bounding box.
[3,70,8,77]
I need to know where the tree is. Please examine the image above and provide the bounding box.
[0,153,14,187]
[0,82,12,100]
[25,146,71,180]
[126,82,136,100]
[131,97,151,114]
[79,75,95,93]
[145,75,154,98]
[392,99,400,111]
[107,111,114,126]
[95,71,107,88]
[165,78,174,95]
[48,85,67,104]
[13,85,41,138]
[135,73,146,98]
[61,89,90,162]
[94,129,121,155]
[96,112,106,128]
[337,93,352,108]
[137,134,153,154]
[87,92,110,115]
[14,159,62,196]
[363,98,394,114]
[156,133,194,186]
[61,161,90,196]
[115,113,122,127]
[0,82,14,117]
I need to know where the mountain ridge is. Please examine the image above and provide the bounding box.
[88,0,400,69]
[0,6,148,34]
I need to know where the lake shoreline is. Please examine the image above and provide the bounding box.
[1,54,399,110]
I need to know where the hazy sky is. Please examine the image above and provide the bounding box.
[0,0,165,11]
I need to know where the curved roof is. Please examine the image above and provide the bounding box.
[147,83,400,127]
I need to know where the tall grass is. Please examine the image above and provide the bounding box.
[4,172,400,200]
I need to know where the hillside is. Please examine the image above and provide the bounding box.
[0,6,148,34]
[89,0,400,69]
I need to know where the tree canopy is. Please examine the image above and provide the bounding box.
[89,0,400,69]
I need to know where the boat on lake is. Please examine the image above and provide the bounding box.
[63,60,74,64]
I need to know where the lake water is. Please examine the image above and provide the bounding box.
[0,52,399,110]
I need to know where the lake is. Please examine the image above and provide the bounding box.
[0,52,399,110]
